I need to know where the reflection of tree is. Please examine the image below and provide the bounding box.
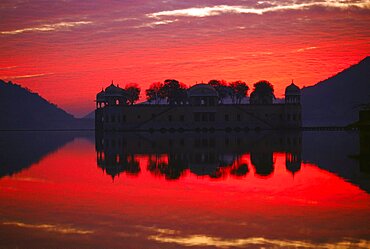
[147,153,188,180]
[189,152,233,178]
[209,169,223,179]
[98,153,140,180]
[147,155,160,175]
[250,152,274,176]
[147,155,168,177]
[147,153,251,179]
[126,154,140,175]
[230,163,249,177]
[96,132,304,181]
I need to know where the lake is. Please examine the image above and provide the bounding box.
[0,130,369,249]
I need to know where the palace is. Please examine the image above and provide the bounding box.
[95,82,301,131]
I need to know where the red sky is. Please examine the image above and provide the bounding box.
[0,0,369,117]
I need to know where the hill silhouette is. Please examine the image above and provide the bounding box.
[301,56,370,126]
[83,110,95,120]
[0,80,92,130]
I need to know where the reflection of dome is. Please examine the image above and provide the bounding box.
[189,163,219,176]
[188,84,218,97]
[285,83,301,96]
[286,152,301,176]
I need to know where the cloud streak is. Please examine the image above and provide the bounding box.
[3,221,94,235]
[1,73,53,80]
[0,66,18,70]
[147,228,370,248]
[135,19,178,28]
[147,1,370,18]
[0,21,92,35]
[297,46,318,52]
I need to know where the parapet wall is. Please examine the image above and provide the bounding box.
[95,104,301,131]
[96,104,301,131]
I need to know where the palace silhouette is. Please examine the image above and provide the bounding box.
[95,82,301,131]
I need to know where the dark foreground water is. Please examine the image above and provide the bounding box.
[0,131,369,249]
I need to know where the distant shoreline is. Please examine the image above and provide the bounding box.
[0,127,359,132]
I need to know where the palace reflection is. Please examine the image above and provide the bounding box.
[95,131,302,180]
[358,129,370,172]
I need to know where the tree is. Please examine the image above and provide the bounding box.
[125,83,141,105]
[250,80,275,104]
[229,81,249,104]
[161,79,188,105]
[208,79,228,103]
[145,82,163,104]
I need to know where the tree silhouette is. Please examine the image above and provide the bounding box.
[161,79,188,105]
[146,82,163,104]
[229,81,249,104]
[125,84,141,105]
[250,80,275,104]
[208,79,229,103]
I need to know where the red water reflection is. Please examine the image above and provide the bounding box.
[0,138,369,249]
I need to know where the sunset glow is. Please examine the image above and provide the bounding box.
[0,0,369,116]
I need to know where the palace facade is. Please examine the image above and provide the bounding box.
[95,83,301,131]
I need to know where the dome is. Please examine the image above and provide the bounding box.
[187,84,218,97]
[96,89,106,101]
[285,83,300,95]
[104,83,125,96]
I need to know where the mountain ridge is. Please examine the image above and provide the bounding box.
[301,56,370,126]
[304,56,370,90]
[0,80,93,130]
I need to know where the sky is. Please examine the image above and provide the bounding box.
[0,0,369,117]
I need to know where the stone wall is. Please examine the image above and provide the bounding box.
[96,103,301,131]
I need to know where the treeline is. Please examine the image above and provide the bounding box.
[123,79,275,105]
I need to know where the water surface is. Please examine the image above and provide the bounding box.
[0,131,369,248]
